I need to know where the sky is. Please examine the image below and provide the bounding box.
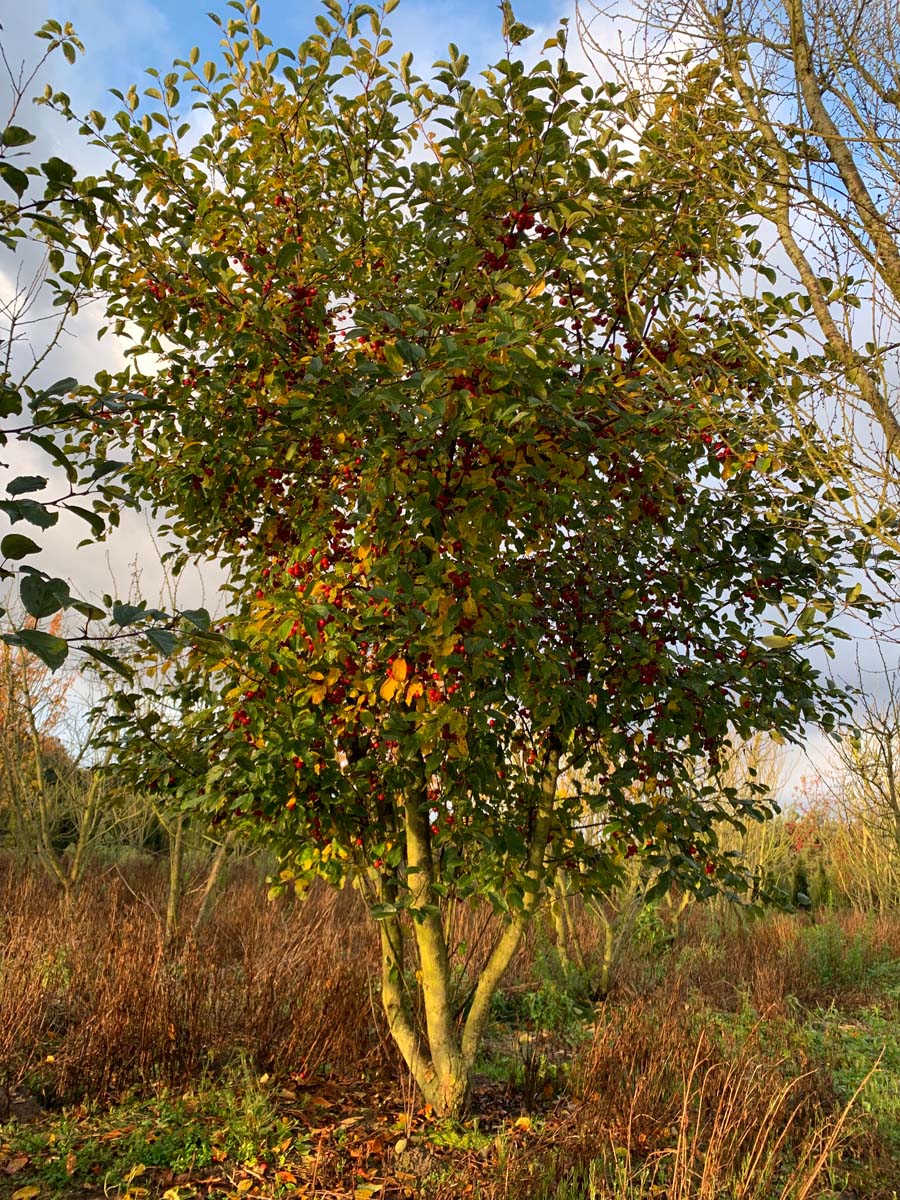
[0,0,878,794]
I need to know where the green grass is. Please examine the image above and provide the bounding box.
[0,1078,304,1199]
[805,1007,900,1154]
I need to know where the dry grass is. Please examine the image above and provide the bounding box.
[0,859,386,1107]
[567,988,833,1192]
[1,861,897,1198]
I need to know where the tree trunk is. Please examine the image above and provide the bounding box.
[379,755,560,1118]
[164,814,185,946]
[191,833,234,936]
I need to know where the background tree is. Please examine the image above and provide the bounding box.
[0,606,113,894]
[578,0,900,553]
[77,1,877,1117]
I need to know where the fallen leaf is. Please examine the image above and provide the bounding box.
[100,1126,136,1142]
[4,1157,28,1176]
[65,1153,77,1176]
[11,1187,41,1200]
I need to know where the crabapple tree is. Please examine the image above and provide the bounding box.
[80,1,876,1116]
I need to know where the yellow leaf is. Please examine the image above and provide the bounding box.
[380,676,401,702]
[405,679,424,704]
[391,658,408,682]
[514,1115,532,1131]
[310,684,327,704]
[12,1188,41,1200]
[383,342,405,374]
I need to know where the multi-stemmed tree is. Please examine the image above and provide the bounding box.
[70,1,877,1115]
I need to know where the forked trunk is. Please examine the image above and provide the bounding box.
[377,755,560,1118]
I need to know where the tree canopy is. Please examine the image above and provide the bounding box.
[51,0,881,1115]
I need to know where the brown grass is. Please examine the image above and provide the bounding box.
[2,861,896,1198]
[0,859,386,1105]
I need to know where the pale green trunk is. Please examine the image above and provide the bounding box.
[377,756,561,1117]
[164,814,185,946]
[403,789,468,1115]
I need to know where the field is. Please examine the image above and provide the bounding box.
[2,858,899,1200]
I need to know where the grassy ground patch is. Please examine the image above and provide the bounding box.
[2,863,899,1198]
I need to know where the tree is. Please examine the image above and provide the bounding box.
[0,606,114,893]
[0,20,113,663]
[578,0,900,526]
[77,1,876,1116]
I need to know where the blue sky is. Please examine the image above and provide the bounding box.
[9,1,590,110]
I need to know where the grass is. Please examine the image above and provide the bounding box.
[2,861,900,1198]
[1,1081,300,1195]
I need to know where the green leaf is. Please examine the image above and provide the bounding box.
[1,533,40,560]
[111,603,147,626]
[20,573,69,619]
[644,872,673,904]
[0,499,58,530]
[27,434,78,483]
[145,627,180,655]
[0,385,21,417]
[41,156,76,185]
[180,607,211,630]
[276,242,304,269]
[89,460,127,481]
[69,599,105,621]
[0,162,29,198]
[11,628,68,670]
[67,505,105,537]
[81,645,134,680]
[6,475,48,497]
[39,377,79,399]
[1,125,36,147]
